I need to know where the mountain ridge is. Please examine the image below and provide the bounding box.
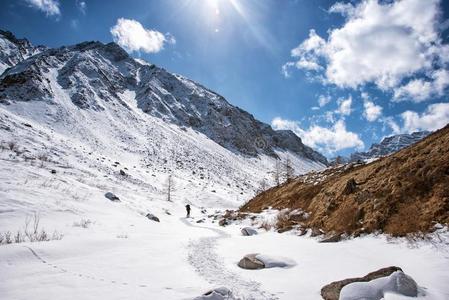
[0,30,327,165]
[348,131,430,162]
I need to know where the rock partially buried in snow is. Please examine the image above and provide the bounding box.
[241,227,258,236]
[238,253,265,269]
[194,287,235,300]
[218,219,228,226]
[104,192,120,202]
[146,213,160,222]
[321,266,404,300]
[237,254,295,269]
[340,271,418,300]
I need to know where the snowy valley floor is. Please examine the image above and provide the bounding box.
[1,149,449,300]
[1,209,449,299]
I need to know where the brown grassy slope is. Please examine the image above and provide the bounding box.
[241,124,449,236]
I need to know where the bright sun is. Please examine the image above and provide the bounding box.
[184,0,249,35]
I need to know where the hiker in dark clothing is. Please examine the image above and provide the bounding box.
[185,204,191,218]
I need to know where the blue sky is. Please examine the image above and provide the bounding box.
[1,0,449,157]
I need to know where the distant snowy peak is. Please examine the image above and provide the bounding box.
[0,35,327,164]
[0,30,46,75]
[350,131,430,162]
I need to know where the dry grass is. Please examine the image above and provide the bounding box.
[241,124,449,236]
[0,213,63,246]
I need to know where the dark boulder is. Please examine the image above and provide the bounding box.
[105,192,120,202]
[343,178,357,195]
[146,213,160,222]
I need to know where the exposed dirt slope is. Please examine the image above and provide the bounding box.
[240,125,449,236]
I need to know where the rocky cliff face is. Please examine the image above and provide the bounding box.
[0,32,327,165]
[0,30,46,75]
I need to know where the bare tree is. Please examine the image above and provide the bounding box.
[284,157,294,183]
[272,159,281,186]
[166,174,174,202]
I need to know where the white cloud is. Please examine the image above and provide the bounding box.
[284,0,449,102]
[164,33,176,45]
[400,102,449,133]
[384,117,401,134]
[271,117,364,155]
[110,18,175,54]
[336,96,352,116]
[25,0,60,17]
[362,93,383,122]
[393,79,433,102]
[318,94,331,107]
[312,94,331,111]
[283,29,324,76]
[394,69,449,102]
[76,0,87,15]
[328,2,355,16]
[281,62,294,78]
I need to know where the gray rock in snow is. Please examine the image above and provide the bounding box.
[194,287,235,300]
[321,266,403,300]
[339,271,418,300]
[237,253,265,270]
[241,227,258,236]
[104,192,120,202]
[146,213,160,222]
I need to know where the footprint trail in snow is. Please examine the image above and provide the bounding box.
[181,218,278,300]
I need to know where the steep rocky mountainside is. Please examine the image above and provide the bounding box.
[0,30,326,208]
[349,131,430,162]
[0,30,46,75]
[241,125,449,236]
[0,31,327,164]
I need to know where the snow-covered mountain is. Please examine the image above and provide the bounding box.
[0,30,46,75]
[349,131,430,162]
[0,30,326,208]
[1,31,448,300]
